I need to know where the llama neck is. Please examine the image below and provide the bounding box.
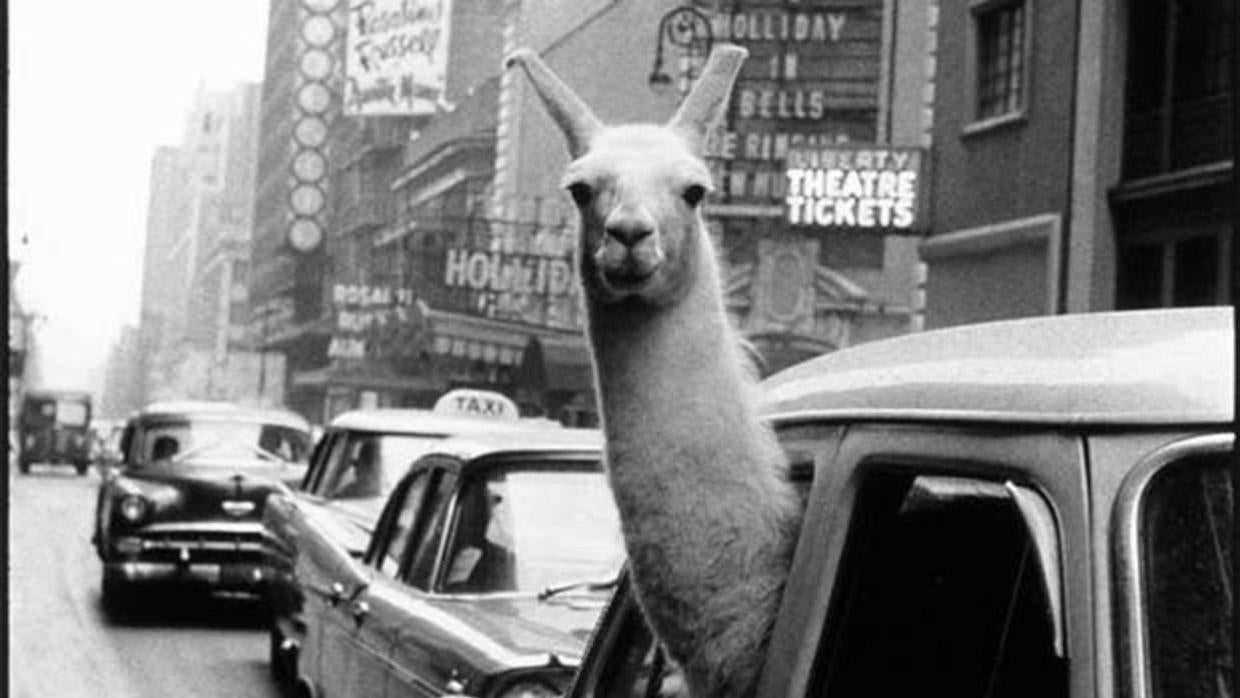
[583,245,797,697]
[584,243,788,543]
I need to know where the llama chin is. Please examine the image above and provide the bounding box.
[508,45,802,698]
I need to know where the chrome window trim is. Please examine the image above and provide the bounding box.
[1111,432,1233,698]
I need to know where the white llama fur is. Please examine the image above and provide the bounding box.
[508,46,801,697]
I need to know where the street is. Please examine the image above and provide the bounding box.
[8,466,281,698]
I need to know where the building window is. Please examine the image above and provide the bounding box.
[973,0,1028,121]
[1123,0,1234,178]
[1117,233,1229,309]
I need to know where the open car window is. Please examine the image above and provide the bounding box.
[810,469,1069,697]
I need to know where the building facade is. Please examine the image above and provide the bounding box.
[248,0,935,424]
[496,0,932,380]
[138,83,272,404]
[921,0,1233,328]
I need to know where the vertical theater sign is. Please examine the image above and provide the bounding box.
[700,0,925,372]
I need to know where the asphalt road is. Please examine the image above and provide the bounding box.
[8,465,282,698]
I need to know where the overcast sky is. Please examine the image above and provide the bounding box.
[9,0,268,393]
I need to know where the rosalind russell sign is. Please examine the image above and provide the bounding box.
[784,145,927,233]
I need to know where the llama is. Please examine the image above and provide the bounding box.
[507,45,801,697]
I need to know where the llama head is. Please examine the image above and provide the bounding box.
[506,45,748,305]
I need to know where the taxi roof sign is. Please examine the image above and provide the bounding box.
[433,389,520,420]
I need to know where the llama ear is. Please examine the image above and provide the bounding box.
[668,44,748,149]
[506,48,604,158]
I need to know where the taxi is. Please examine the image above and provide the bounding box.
[263,389,571,689]
[286,427,624,698]
[570,307,1233,698]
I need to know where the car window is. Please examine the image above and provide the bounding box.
[314,431,449,500]
[134,419,310,465]
[1140,453,1233,698]
[370,469,435,578]
[405,471,459,590]
[809,469,1068,697]
[440,464,624,594]
[54,399,89,426]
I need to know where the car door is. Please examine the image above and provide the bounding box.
[336,466,440,697]
[387,464,464,696]
[292,493,372,698]
[760,423,1090,698]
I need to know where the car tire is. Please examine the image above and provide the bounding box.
[76,462,90,476]
[18,459,30,475]
[269,624,294,693]
[101,576,133,617]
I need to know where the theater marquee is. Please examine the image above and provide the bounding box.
[784,145,927,234]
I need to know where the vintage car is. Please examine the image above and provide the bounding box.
[264,395,568,685]
[568,307,1232,698]
[91,401,313,612]
[280,427,625,698]
[16,389,94,475]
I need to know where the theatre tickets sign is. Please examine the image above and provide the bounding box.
[344,0,452,116]
[784,145,927,234]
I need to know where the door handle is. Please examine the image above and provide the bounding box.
[328,581,348,607]
[350,599,370,625]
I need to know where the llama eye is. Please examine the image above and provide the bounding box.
[566,182,594,207]
[681,184,706,207]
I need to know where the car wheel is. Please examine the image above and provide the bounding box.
[268,625,286,682]
[101,576,133,617]
[76,462,90,476]
[18,459,30,474]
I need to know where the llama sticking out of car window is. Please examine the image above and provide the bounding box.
[507,45,801,698]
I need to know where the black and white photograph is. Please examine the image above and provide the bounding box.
[7,0,1235,697]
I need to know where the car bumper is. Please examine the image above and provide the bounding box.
[103,560,272,591]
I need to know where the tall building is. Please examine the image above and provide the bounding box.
[920,0,1233,327]
[138,82,268,403]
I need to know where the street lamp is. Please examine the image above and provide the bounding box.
[648,6,714,99]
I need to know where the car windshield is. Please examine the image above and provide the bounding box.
[442,465,625,594]
[135,419,311,466]
[321,432,454,500]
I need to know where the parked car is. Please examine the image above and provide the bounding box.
[16,389,93,475]
[280,427,625,698]
[264,395,570,686]
[91,401,313,612]
[569,307,1233,698]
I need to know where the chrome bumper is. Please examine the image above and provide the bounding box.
[103,560,271,589]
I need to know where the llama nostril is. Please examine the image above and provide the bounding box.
[605,225,653,248]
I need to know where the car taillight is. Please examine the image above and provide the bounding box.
[118,495,148,523]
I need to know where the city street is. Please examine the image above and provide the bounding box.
[8,467,281,698]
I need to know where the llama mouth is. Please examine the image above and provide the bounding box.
[602,268,655,290]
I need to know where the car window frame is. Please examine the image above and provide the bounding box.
[363,464,440,578]
[301,431,337,491]
[1110,432,1234,698]
[307,431,357,497]
[403,457,461,591]
[758,422,1091,698]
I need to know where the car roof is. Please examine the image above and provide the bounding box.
[416,426,605,464]
[131,400,312,432]
[327,408,559,436]
[760,307,1233,426]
